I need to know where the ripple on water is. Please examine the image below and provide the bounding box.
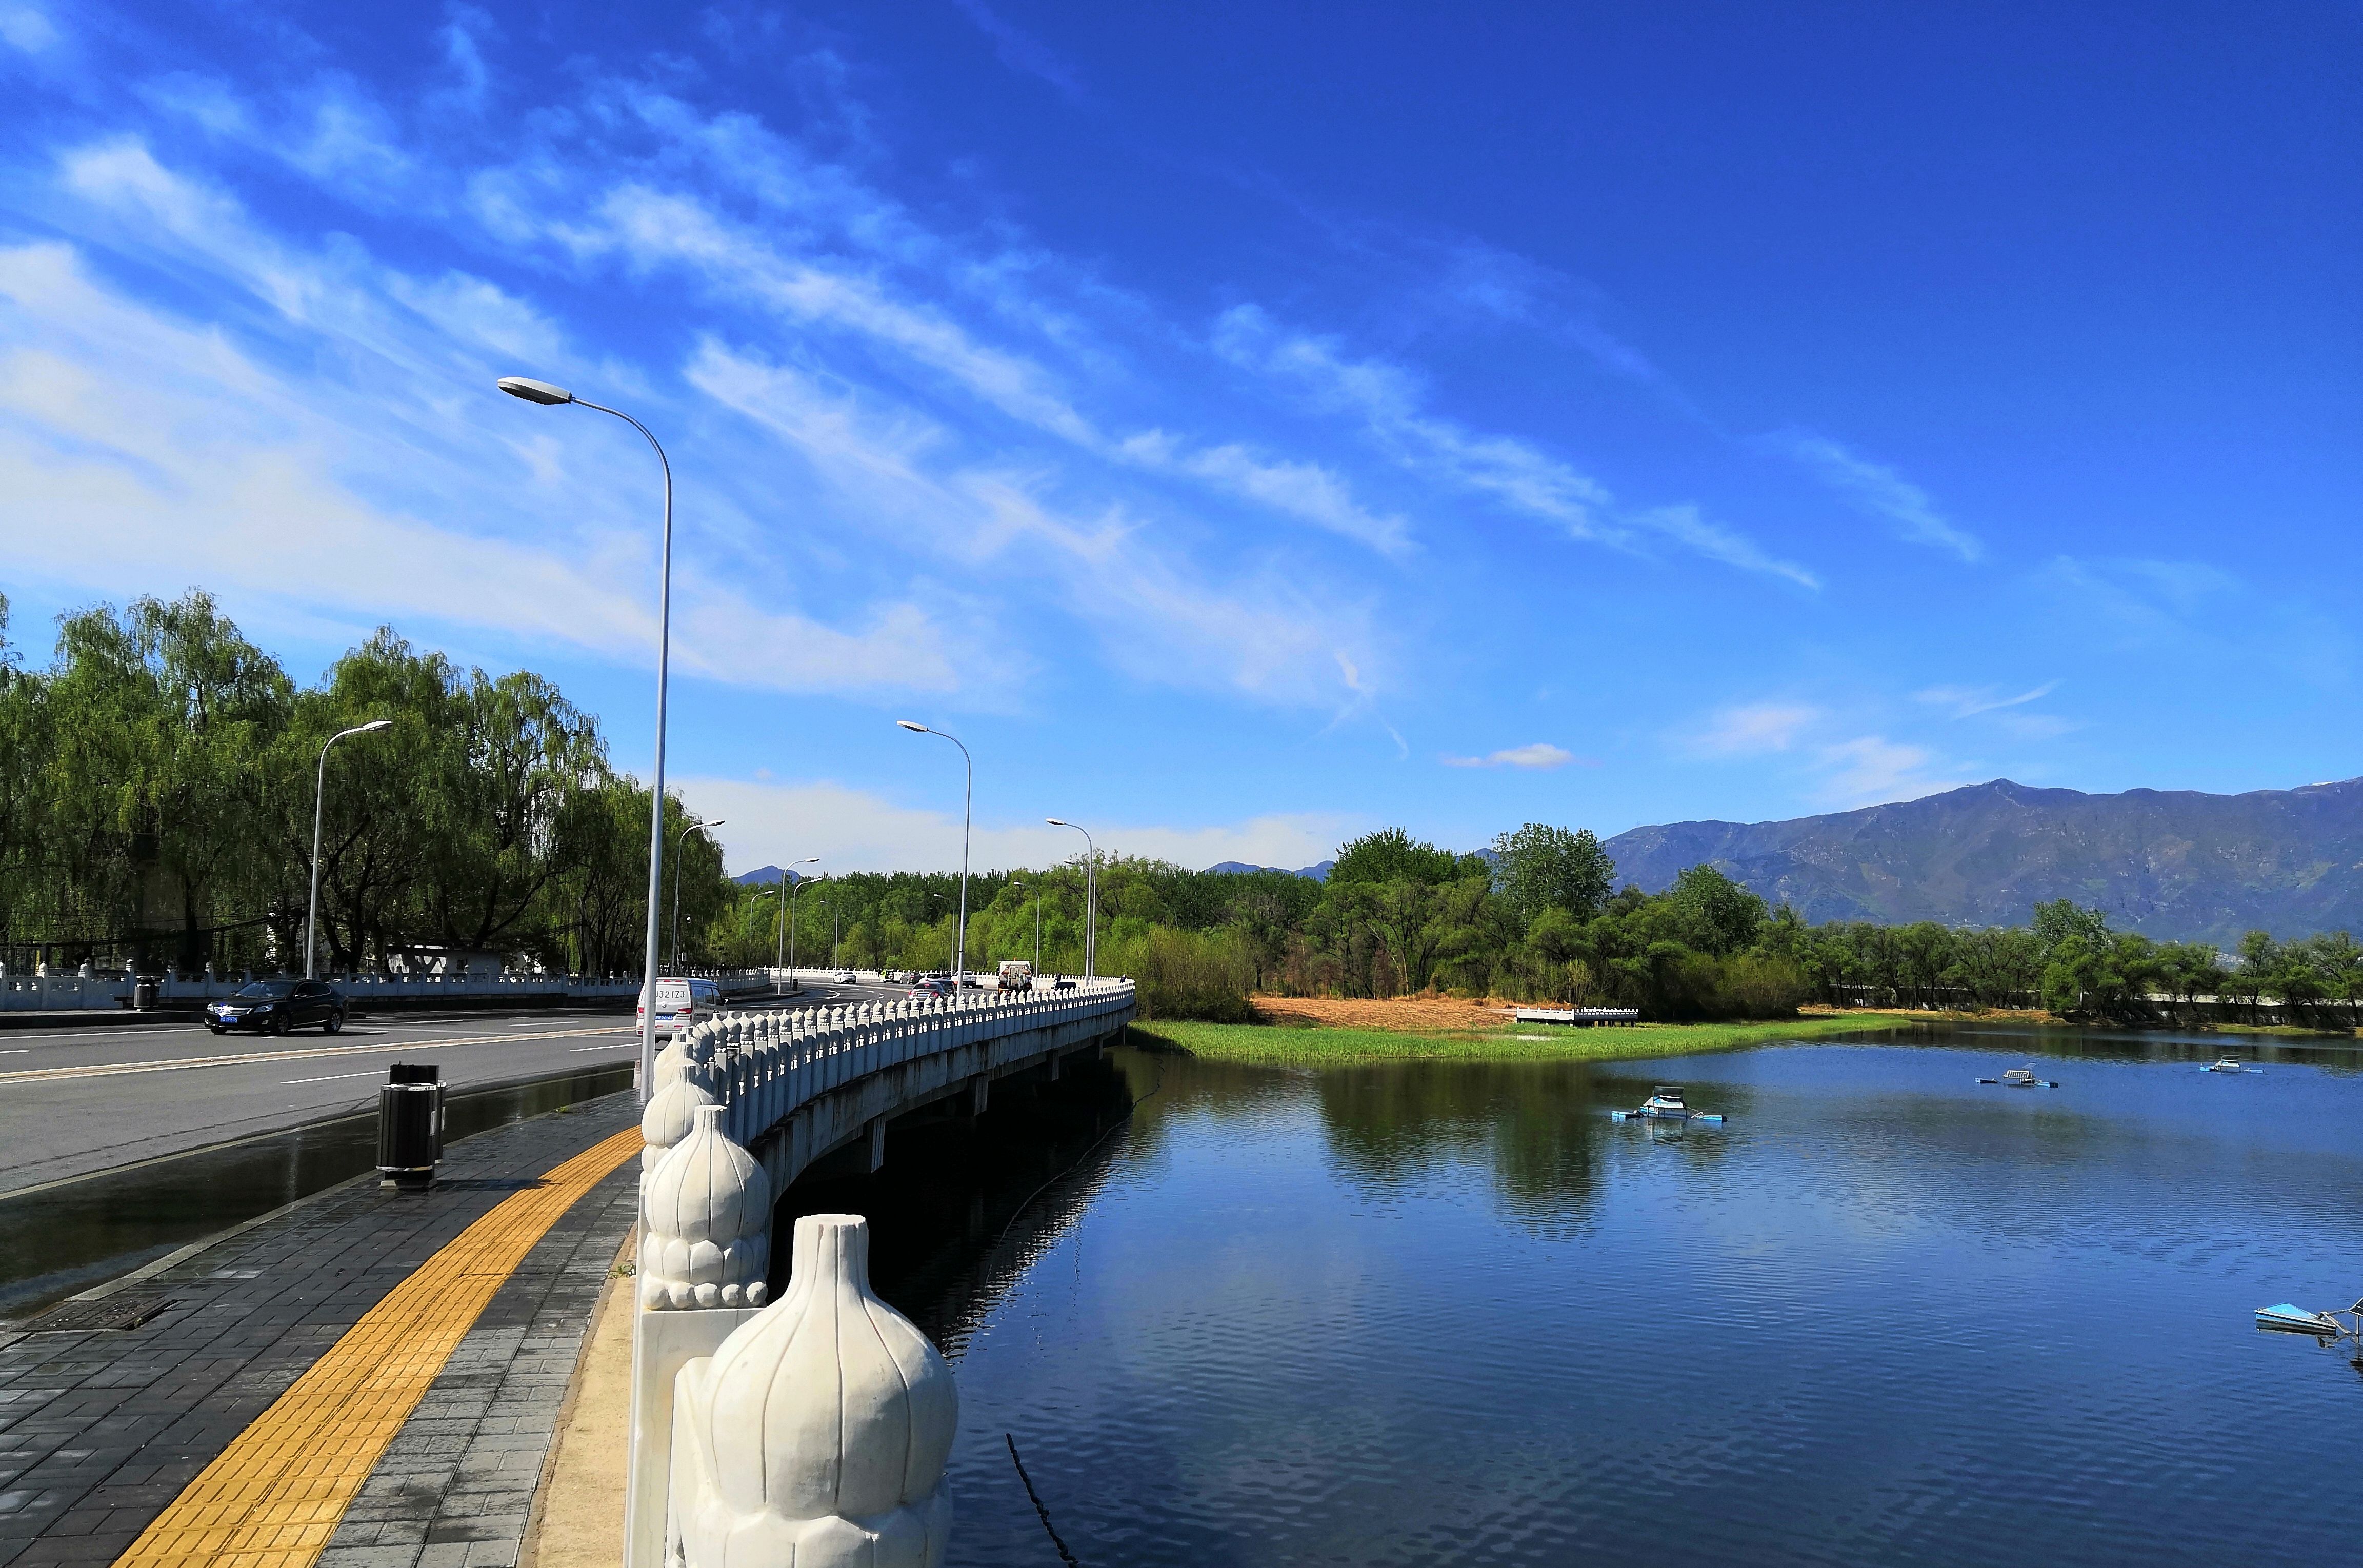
[939,1040,2363,1568]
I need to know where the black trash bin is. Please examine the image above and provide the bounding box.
[378,1062,445,1191]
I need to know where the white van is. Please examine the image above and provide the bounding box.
[637,976,722,1038]
[997,959,1034,991]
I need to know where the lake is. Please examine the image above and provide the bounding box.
[927,1029,2363,1567]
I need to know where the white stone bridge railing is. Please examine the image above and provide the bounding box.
[627,976,1136,1568]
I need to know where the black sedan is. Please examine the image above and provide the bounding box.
[207,979,349,1035]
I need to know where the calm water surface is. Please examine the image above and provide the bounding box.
[938,1031,2363,1567]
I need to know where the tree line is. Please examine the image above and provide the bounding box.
[0,591,732,978]
[12,592,2356,1025]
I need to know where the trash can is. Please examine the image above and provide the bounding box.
[378,1063,445,1191]
[132,978,158,1010]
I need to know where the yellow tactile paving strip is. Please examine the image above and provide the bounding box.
[111,1127,643,1568]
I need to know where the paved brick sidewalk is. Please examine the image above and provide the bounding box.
[0,1097,642,1568]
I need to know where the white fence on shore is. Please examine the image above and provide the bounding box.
[0,966,781,1012]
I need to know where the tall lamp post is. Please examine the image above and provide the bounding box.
[497,375,674,1105]
[1046,818,1097,978]
[769,859,820,989]
[668,817,725,971]
[896,721,972,982]
[306,719,391,978]
[786,871,826,994]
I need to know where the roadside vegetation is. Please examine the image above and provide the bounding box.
[8,591,2359,1035]
[1129,1011,1930,1067]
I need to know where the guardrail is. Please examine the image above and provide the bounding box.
[0,968,779,1011]
[628,974,1137,1568]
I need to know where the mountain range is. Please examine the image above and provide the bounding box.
[1206,860,1334,880]
[1598,777,2363,943]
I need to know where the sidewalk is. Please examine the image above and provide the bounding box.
[0,1097,643,1568]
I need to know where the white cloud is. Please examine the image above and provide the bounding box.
[1777,432,1982,562]
[1117,430,1411,556]
[1914,680,2059,718]
[0,4,56,52]
[677,775,1351,875]
[1812,736,1974,810]
[0,238,968,694]
[1441,743,1583,770]
[1691,702,1822,756]
[686,339,1380,705]
[1218,304,1818,586]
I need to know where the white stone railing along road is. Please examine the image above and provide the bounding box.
[628,976,1137,1568]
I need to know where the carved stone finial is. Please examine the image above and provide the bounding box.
[670,1214,955,1567]
[642,1105,772,1310]
[642,1075,719,1171]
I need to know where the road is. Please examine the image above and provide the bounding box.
[0,979,910,1196]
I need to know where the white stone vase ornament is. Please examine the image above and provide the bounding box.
[668,1214,956,1568]
[642,1075,720,1172]
[643,1105,772,1310]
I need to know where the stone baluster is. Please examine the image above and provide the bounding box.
[667,1214,955,1568]
[643,1074,719,1174]
[642,1105,771,1310]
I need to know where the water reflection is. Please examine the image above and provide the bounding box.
[0,1064,633,1318]
[928,1032,2363,1568]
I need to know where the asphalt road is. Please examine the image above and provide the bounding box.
[0,979,911,1196]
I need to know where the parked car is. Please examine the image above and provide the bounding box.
[208,979,348,1035]
[637,976,722,1039]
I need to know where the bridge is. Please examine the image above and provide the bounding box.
[626,976,1138,1568]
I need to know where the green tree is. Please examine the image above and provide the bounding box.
[1488,822,1616,930]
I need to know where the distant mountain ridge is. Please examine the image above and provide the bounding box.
[733,865,812,886]
[1600,777,2363,943]
[1206,859,1334,881]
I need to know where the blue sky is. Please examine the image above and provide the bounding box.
[1,2,2355,876]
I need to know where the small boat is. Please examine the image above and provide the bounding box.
[2200,1057,2257,1074]
[1611,1085,1726,1124]
[2256,1303,2348,1336]
[1977,1065,2059,1088]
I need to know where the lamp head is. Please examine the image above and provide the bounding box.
[1046,817,1067,827]
[706,818,728,829]
[497,376,574,405]
[358,719,393,733]
[896,720,929,733]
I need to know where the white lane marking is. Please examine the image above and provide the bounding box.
[568,1045,630,1053]
[0,1023,635,1083]
[282,1070,384,1084]
[0,1048,28,1055]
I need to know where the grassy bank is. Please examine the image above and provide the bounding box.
[1127,1011,1928,1067]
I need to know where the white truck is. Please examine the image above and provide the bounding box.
[997,959,1034,991]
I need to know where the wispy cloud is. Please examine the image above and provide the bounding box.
[1690,702,1823,756]
[681,775,1352,875]
[1775,431,1981,562]
[1441,743,1587,770]
[1914,680,2059,718]
[1218,305,1818,587]
[949,0,1087,100]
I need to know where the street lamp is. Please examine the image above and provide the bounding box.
[897,721,972,983]
[668,817,725,972]
[306,719,391,979]
[786,872,826,994]
[1046,818,1097,978]
[768,859,819,987]
[499,374,675,1104]
[1009,879,1041,972]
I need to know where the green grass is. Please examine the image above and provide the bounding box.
[1126,1011,1928,1067]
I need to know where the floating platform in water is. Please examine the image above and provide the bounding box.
[1611,1086,1726,1124]
[2256,1302,2355,1336]
[2200,1057,2261,1074]
[1977,1066,2059,1088]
